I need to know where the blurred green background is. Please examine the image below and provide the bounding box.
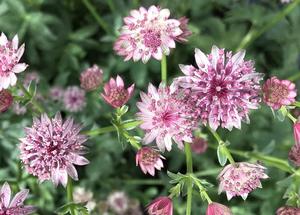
[0,0,300,214]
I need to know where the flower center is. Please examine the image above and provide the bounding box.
[143,29,161,49]
[110,88,128,105]
[268,84,289,104]
[142,150,159,165]
[209,78,228,98]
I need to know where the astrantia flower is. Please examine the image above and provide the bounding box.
[50,86,64,102]
[276,206,300,215]
[0,182,35,215]
[12,102,27,115]
[206,202,232,215]
[147,196,173,215]
[0,33,27,90]
[0,89,13,112]
[190,137,208,154]
[136,147,164,176]
[101,76,134,108]
[24,71,40,87]
[289,143,300,166]
[263,76,296,110]
[63,86,86,112]
[218,162,268,200]
[137,83,198,152]
[73,187,96,212]
[281,0,292,3]
[80,65,103,91]
[114,5,185,63]
[107,191,129,215]
[19,113,89,187]
[174,46,263,130]
[175,17,192,43]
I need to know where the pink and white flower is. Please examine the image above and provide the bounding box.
[174,46,263,130]
[206,202,232,215]
[0,182,35,214]
[19,113,89,187]
[218,162,268,200]
[263,76,296,110]
[190,137,208,154]
[50,86,64,102]
[63,86,86,112]
[80,65,103,91]
[0,33,27,90]
[147,196,173,215]
[136,147,164,176]
[107,191,129,215]
[114,6,185,63]
[137,83,198,152]
[101,76,134,108]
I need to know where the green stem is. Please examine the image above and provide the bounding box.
[67,178,76,215]
[82,0,111,34]
[236,0,300,50]
[287,112,297,123]
[161,55,167,84]
[288,72,300,82]
[17,82,44,114]
[185,143,193,215]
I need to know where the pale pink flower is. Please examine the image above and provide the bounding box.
[24,71,40,87]
[114,6,184,63]
[50,86,64,102]
[136,147,164,176]
[137,83,199,152]
[190,137,208,154]
[0,89,13,112]
[0,33,27,90]
[12,102,27,115]
[281,0,292,3]
[147,196,173,215]
[19,113,89,187]
[263,76,296,110]
[80,65,103,91]
[73,187,96,212]
[0,182,35,214]
[101,76,134,108]
[174,46,263,131]
[218,162,268,200]
[107,191,129,215]
[63,86,86,112]
[206,202,232,215]
[175,17,192,43]
[276,206,300,214]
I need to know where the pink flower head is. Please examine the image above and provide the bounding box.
[147,196,173,215]
[276,206,300,215]
[24,71,40,87]
[206,202,232,215]
[174,46,263,131]
[63,86,86,112]
[0,33,27,90]
[107,191,129,215]
[19,113,89,187]
[101,76,134,108]
[12,102,27,115]
[0,182,35,214]
[175,17,192,43]
[218,162,268,200]
[263,76,296,110]
[136,147,164,176]
[137,83,198,152]
[80,65,103,91]
[114,5,184,63]
[50,86,64,102]
[190,137,208,154]
[0,89,13,112]
[288,143,300,166]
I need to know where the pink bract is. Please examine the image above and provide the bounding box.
[206,202,232,215]
[136,147,164,176]
[19,113,89,187]
[147,196,173,215]
[0,89,13,112]
[174,45,263,131]
[0,33,28,90]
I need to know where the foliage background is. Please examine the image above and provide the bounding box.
[0,0,300,214]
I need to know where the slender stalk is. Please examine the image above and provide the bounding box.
[288,72,300,82]
[67,178,76,215]
[185,143,193,215]
[82,0,111,34]
[287,112,297,123]
[236,0,300,50]
[161,55,167,84]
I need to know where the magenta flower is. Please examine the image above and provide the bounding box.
[136,147,164,176]
[190,137,208,154]
[206,202,232,215]
[147,196,173,215]
[63,86,86,112]
[0,89,13,112]
[276,206,300,215]
[19,113,89,187]
[137,83,198,152]
[80,65,103,91]
[114,5,185,63]
[101,76,134,108]
[0,182,35,214]
[174,46,263,131]
[263,76,296,110]
[0,33,27,90]
[218,162,268,200]
[50,86,64,102]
